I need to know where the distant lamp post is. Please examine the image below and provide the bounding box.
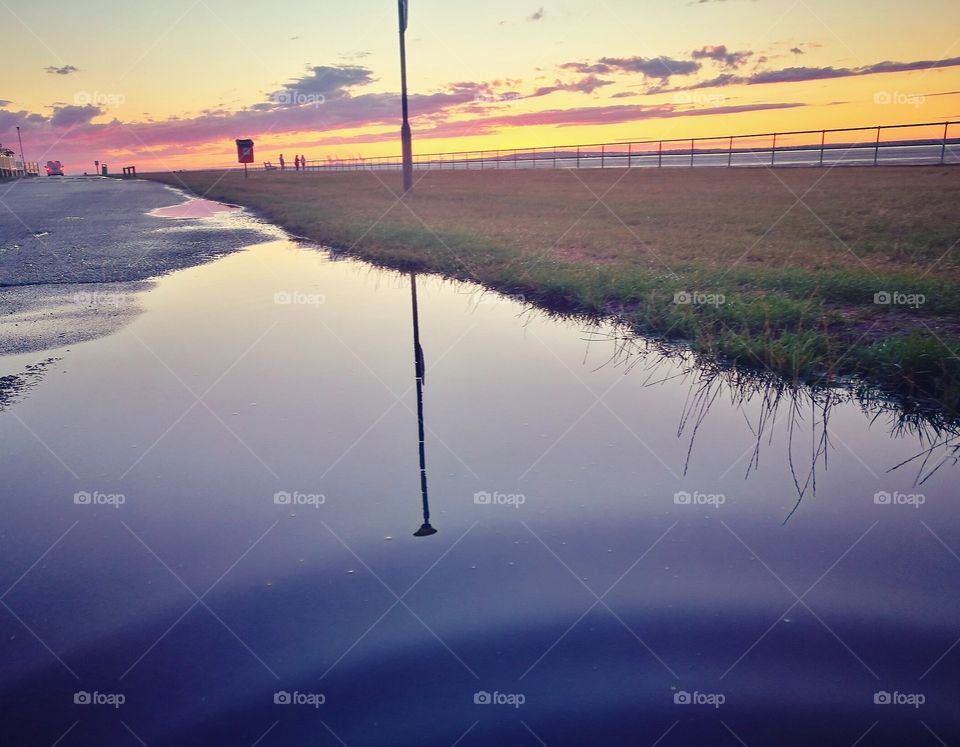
[15,126,25,174]
[397,0,414,193]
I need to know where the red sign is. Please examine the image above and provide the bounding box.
[236,139,255,164]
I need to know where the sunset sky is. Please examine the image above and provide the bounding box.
[2,0,959,171]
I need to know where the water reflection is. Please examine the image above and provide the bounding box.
[410,273,437,538]
[3,237,959,745]
[584,327,960,519]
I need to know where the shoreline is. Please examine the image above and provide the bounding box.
[142,167,960,414]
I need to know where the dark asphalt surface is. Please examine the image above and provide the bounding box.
[0,176,266,286]
[0,176,271,355]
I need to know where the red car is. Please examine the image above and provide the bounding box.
[45,160,64,176]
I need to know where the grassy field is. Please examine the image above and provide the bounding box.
[144,166,960,412]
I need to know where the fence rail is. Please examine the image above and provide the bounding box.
[253,120,960,174]
[0,156,40,177]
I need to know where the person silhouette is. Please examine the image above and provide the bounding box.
[279,154,286,171]
[300,155,307,171]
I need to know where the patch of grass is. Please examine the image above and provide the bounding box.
[143,166,960,413]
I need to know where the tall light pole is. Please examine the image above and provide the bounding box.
[15,126,25,174]
[398,0,413,193]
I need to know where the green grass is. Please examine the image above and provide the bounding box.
[142,166,960,414]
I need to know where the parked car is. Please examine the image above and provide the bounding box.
[45,161,64,176]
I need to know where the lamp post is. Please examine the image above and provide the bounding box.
[15,126,25,175]
[398,0,413,193]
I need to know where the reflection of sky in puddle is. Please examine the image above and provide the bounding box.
[1,225,958,744]
[149,197,238,219]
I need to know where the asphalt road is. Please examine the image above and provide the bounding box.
[0,176,270,355]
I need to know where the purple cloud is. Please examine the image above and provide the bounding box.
[669,55,960,90]
[50,104,102,127]
[692,45,753,69]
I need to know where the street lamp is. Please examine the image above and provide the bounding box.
[15,126,25,174]
[397,0,414,193]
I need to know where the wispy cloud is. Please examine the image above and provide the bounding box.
[528,7,545,21]
[691,44,753,69]
[44,65,79,75]
[528,75,613,98]
[563,56,701,81]
[669,55,960,90]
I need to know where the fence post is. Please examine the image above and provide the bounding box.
[728,136,733,167]
[941,122,949,165]
[689,139,694,167]
[658,141,663,168]
[514,149,518,169]
[628,143,632,169]
[497,150,501,169]
[819,130,826,167]
[601,145,605,169]
[577,146,581,169]
[874,126,881,166]
[771,133,777,167]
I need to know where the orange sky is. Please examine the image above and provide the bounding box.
[2,0,959,171]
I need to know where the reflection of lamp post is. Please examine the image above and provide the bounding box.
[410,273,436,537]
[397,0,413,193]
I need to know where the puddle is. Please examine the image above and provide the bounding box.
[0,183,958,746]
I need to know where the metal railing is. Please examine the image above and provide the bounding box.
[255,120,959,174]
[0,156,40,177]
